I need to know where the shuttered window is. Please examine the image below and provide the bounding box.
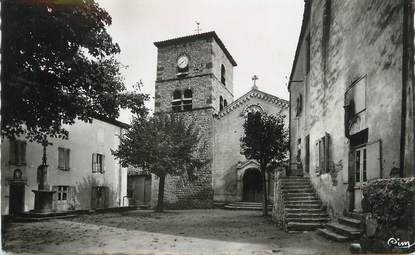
[92,153,105,173]
[316,133,330,174]
[9,140,26,166]
[58,147,70,171]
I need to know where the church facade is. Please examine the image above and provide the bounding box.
[128,32,288,208]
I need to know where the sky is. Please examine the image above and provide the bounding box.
[96,0,304,123]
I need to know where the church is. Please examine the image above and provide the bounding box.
[127,31,288,209]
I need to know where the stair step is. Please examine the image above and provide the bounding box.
[283,190,314,194]
[285,204,321,209]
[344,211,363,220]
[285,208,325,214]
[282,187,312,190]
[317,228,349,242]
[284,197,318,202]
[286,213,329,218]
[326,222,361,239]
[287,222,323,231]
[284,200,320,205]
[338,216,361,229]
[223,205,272,211]
[286,217,329,224]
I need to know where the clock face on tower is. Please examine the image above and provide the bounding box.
[177,55,189,69]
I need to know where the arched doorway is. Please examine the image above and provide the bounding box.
[242,168,263,202]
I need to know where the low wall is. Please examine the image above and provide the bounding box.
[272,168,287,230]
[360,178,415,253]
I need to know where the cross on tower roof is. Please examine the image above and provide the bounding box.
[251,75,259,90]
[195,21,201,34]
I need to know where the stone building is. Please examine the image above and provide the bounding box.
[1,117,129,215]
[129,31,288,209]
[287,0,414,218]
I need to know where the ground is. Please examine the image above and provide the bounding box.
[2,209,350,255]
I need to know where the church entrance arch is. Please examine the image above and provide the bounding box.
[242,168,263,202]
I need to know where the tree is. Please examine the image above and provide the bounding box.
[112,114,204,212]
[1,0,148,145]
[240,111,289,216]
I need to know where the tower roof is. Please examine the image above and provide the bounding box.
[153,31,237,66]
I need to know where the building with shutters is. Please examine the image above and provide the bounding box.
[1,117,129,215]
[287,0,414,217]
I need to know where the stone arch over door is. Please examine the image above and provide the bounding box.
[236,160,262,201]
[242,168,263,202]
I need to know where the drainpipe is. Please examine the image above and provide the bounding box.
[400,0,413,177]
[118,128,123,206]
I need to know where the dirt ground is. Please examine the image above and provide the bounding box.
[2,209,350,255]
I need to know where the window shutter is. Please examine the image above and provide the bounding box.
[324,133,330,173]
[366,141,381,180]
[58,148,64,169]
[101,155,105,173]
[92,153,97,172]
[52,186,58,211]
[9,140,16,164]
[20,141,26,165]
[66,149,70,170]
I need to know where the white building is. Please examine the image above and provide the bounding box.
[1,117,129,215]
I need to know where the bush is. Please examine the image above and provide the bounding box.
[361,178,415,253]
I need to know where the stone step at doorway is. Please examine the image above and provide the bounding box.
[317,212,362,242]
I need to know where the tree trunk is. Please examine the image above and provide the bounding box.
[261,167,268,216]
[156,174,166,212]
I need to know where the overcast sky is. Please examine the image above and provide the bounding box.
[97,0,304,123]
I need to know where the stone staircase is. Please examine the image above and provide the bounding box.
[318,211,362,242]
[224,201,273,211]
[281,176,330,231]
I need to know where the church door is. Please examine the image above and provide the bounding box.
[242,168,263,202]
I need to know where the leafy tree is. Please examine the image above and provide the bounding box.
[112,114,204,212]
[240,111,288,216]
[1,0,148,145]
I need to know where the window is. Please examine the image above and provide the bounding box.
[219,96,224,111]
[306,34,311,74]
[322,0,331,69]
[9,140,26,166]
[183,89,193,111]
[296,94,303,116]
[355,147,367,183]
[221,64,226,85]
[172,89,182,112]
[316,133,330,174]
[224,99,228,107]
[57,186,69,201]
[345,76,367,136]
[92,153,105,173]
[172,89,193,112]
[58,147,70,171]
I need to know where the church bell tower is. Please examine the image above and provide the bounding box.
[153,31,237,207]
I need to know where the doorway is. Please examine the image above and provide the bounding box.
[9,183,25,215]
[242,168,263,202]
[127,175,152,205]
[91,186,109,209]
